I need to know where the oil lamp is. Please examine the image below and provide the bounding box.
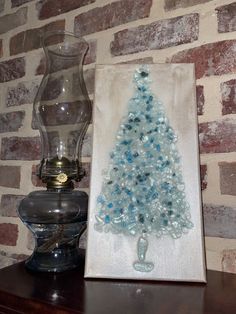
[18,30,92,272]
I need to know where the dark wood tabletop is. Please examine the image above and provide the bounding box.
[0,250,236,314]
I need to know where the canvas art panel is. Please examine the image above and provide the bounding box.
[85,64,206,282]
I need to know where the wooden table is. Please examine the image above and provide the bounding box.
[0,251,236,314]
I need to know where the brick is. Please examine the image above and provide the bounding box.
[221,79,236,115]
[10,20,65,56]
[31,164,46,187]
[0,253,16,269]
[0,223,18,246]
[37,0,95,20]
[41,75,63,101]
[74,0,152,36]
[222,250,236,274]
[36,39,96,75]
[0,39,3,58]
[8,252,28,261]
[170,40,236,79]
[0,0,4,12]
[200,164,207,190]
[38,101,88,126]
[111,13,199,56]
[6,81,39,107]
[0,111,25,133]
[0,7,27,35]
[11,0,34,7]
[0,194,25,217]
[1,136,41,160]
[0,57,25,83]
[32,98,92,128]
[49,46,91,73]
[0,250,28,269]
[36,56,71,75]
[216,3,236,33]
[203,204,236,239]
[0,166,21,189]
[198,119,236,154]
[164,0,212,11]
[219,162,236,196]
[196,85,204,115]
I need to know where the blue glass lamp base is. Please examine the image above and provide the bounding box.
[25,222,86,273]
[18,190,88,272]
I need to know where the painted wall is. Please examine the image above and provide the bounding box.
[0,0,235,273]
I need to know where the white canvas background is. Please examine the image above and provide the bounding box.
[85,64,206,282]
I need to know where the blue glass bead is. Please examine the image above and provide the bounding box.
[140,71,148,77]
[114,208,120,215]
[152,193,158,200]
[125,189,132,196]
[143,143,150,148]
[146,104,152,111]
[121,140,132,145]
[97,195,105,204]
[104,215,111,223]
[107,203,113,208]
[139,214,145,223]
[128,204,134,211]
[163,219,168,226]
[167,133,174,141]
[161,182,170,190]
[146,151,153,158]
[125,124,132,130]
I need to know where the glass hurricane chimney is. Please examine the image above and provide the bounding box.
[35,30,91,189]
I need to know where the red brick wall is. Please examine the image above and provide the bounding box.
[0,0,235,272]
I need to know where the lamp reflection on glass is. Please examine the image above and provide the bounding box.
[18,30,92,272]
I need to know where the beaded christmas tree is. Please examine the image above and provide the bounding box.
[94,65,194,272]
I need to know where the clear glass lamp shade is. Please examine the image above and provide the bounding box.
[34,30,92,186]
